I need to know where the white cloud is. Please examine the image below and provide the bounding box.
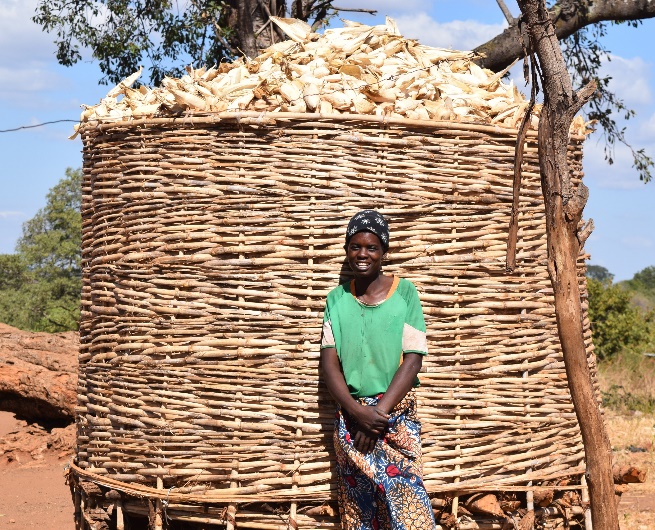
[601,55,652,108]
[0,0,73,108]
[330,0,424,14]
[0,211,23,218]
[0,0,57,67]
[638,111,655,141]
[582,138,646,190]
[0,65,64,94]
[394,13,506,51]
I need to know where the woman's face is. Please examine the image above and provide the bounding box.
[346,231,385,280]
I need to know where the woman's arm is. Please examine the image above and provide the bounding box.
[375,353,423,415]
[320,347,389,453]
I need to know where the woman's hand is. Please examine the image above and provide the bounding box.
[351,404,389,435]
[353,427,377,454]
[376,353,423,415]
[320,347,391,454]
[349,404,389,454]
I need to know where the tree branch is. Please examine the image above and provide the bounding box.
[331,7,377,14]
[476,0,655,72]
[495,0,516,24]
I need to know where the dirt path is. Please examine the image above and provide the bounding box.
[0,463,74,529]
[609,411,655,530]
[0,411,74,529]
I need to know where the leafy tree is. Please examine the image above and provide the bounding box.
[586,264,613,283]
[0,168,82,332]
[587,277,654,360]
[622,265,655,312]
[33,0,654,181]
[32,0,344,86]
[0,254,26,291]
[632,265,655,290]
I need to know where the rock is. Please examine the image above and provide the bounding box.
[533,487,555,507]
[613,464,647,484]
[0,418,75,465]
[463,493,504,516]
[0,323,78,421]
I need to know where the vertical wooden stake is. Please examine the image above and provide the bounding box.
[523,334,534,528]
[227,224,247,530]
[73,485,83,530]
[290,196,314,529]
[80,491,87,530]
[226,395,242,530]
[154,476,164,530]
[451,173,461,519]
[116,499,125,530]
[581,462,593,530]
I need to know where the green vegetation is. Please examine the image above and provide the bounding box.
[622,266,655,312]
[587,264,655,413]
[587,277,654,361]
[0,168,81,332]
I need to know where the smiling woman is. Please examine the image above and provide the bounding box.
[320,210,435,530]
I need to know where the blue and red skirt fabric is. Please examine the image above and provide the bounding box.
[334,390,436,530]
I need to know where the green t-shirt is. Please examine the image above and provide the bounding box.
[320,276,428,398]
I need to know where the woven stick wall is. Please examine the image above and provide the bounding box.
[75,112,596,528]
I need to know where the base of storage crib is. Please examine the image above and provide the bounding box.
[68,465,589,530]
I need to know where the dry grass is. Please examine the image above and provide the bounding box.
[599,360,655,528]
[599,354,655,415]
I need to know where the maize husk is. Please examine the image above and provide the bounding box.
[75,18,591,135]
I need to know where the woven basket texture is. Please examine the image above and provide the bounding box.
[76,113,595,527]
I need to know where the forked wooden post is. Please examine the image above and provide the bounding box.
[516,1,619,528]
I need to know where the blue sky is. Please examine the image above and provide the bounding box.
[0,0,653,280]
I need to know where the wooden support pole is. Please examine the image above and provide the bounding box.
[516,1,618,528]
[73,484,83,530]
[581,461,593,530]
[116,499,125,530]
[226,224,247,530]
[524,362,534,529]
[154,476,164,530]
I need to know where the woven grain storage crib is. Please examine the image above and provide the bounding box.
[72,112,595,529]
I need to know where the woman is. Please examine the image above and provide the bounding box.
[320,210,436,530]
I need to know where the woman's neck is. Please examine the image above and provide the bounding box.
[353,273,392,303]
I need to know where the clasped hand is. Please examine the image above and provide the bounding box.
[350,404,390,454]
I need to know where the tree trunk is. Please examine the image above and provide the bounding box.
[516,1,619,529]
[235,0,258,57]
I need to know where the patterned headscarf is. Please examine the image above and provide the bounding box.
[345,210,390,251]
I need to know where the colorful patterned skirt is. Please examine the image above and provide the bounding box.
[334,390,436,530]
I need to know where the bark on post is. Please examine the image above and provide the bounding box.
[515,1,618,528]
